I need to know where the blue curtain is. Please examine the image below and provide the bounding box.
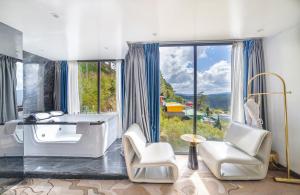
[243,39,268,129]
[60,61,68,113]
[144,43,160,142]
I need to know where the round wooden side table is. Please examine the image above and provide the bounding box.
[180,134,206,170]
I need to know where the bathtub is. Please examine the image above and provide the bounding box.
[0,122,23,157]
[24,113,120,158]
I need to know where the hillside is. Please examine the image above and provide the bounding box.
[176,93,231,111]
[160,72,230,111]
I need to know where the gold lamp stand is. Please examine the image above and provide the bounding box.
[248,72,300,184]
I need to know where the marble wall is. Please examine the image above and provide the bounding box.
[23,51,55,114]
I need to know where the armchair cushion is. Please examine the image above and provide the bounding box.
[123,123,147,159]
[138,142,175,165]
[225,122,268,156]
[199,141,261,165]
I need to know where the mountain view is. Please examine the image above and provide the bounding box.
[176,93,231,111]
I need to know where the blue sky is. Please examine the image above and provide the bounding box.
[197,45,231,72]
[160,45,232,95]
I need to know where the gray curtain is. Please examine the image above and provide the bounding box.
[0,55,18,123]
[123,44,151,142]
[244,39,268,130]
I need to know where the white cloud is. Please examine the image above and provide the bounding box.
[160,47,194,94]
[197,60,231,94]
[197,46,209,59]
[160,47,231,94]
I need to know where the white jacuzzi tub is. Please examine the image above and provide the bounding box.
[24,113,120,158]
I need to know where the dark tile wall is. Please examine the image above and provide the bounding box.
[43,61,55,111]
[23,51,55,114]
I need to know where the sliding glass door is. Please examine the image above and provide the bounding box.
[159,46,194,153]
[159,44,232,153]
[196,45,232,140]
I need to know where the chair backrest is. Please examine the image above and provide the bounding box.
[123,123,147,159]
[225,122,270,157]
[255,131,272,166]
[122,124,147,180]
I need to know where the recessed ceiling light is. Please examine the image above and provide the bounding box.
[50,12,59,19]
[257,28,264,33]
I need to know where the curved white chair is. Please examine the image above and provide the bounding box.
[123,124,178,183]
[198,122,272,180]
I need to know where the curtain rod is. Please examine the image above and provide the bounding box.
[18,121,105,126]
[0,53,23,62]
[76,59,124,62]
[127,37,263,46]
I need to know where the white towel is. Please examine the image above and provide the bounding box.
[76,121,90,134]
[35,113,51,120]
[4,120,19,134]
[244,98,263,129]
[49,111,64,117]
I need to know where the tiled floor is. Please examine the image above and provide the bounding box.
[0,157,23,177]
[0,178,23,194]
[3,155,300,195]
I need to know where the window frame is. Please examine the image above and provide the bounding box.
[78,59,122,114]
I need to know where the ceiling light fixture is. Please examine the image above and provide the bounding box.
[50,13,59,19]
[257,28,264,33]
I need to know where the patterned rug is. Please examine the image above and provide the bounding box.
[3,155,300,195]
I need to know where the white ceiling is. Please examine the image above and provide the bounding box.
[0,0,299,60]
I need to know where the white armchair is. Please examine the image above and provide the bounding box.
[123,124,179,183]
[198,122,272,180]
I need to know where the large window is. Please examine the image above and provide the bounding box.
[160,44,232,153]
[78,60,119,113]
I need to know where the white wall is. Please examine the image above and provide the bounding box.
[264,23,300,174]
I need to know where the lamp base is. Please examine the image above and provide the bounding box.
[274,177,300,184]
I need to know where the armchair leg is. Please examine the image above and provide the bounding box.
[188,143,198,170]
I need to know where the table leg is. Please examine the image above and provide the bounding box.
[188,143,198,170]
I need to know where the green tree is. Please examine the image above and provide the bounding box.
[160,73,175,99]
[197,92,208,111]
[78,62,98,113]
[100,63,116,112]
[206,106,211,117]
[214,115,222,130]
[160,72,184,102]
